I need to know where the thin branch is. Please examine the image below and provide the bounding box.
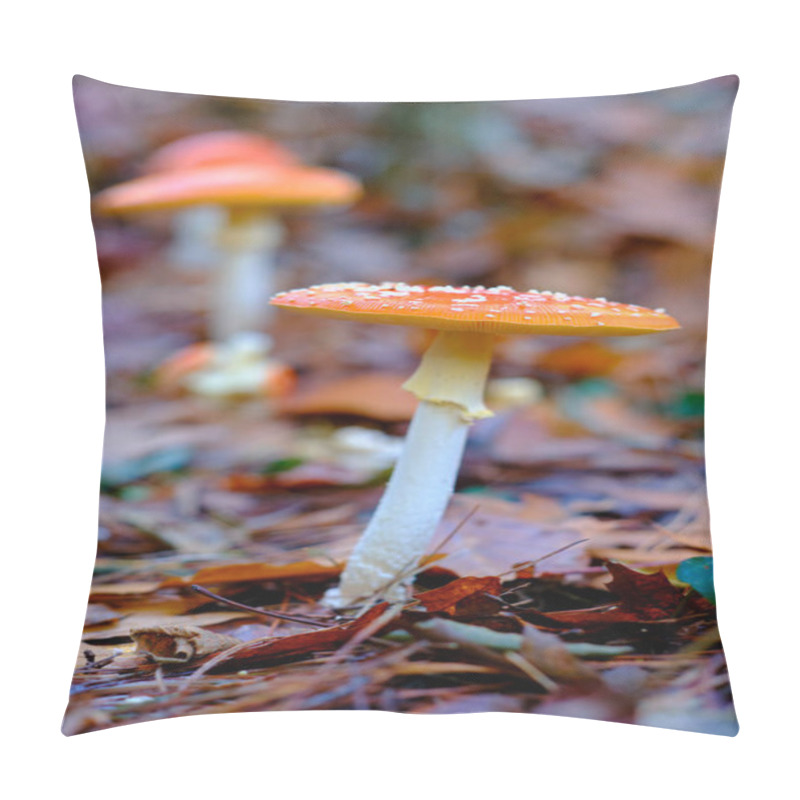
[191,584,329,628]
[496,537,590,579]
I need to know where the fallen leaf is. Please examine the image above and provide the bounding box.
[557,380,679,449]
[89,581,162,599]
[438,494,589,577]
[523,605,685,630]
[537,340,623,378]
[245,503,359,534]
[223,462,373,490]
[489,406,618,466]
[569,159,719,246]
[82,610,253,642]
[605,561,686,619]
[277,372,417,421]
[163,559,342,587]
[84,604,121,628]
[130,625,240,663]
[509,561,710,631]
[413,576,502,614]
[211,602,394,671]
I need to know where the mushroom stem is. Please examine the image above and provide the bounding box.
[328,330,495,606]
[211,210,283,343]
[168,206,226,271]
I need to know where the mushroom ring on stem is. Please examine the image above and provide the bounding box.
[271,282,680,607]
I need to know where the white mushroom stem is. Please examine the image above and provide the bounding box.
[211,210,284,343]
[168,206,226,271]
[327,330,496,607]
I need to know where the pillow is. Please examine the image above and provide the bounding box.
[64,75,738,736]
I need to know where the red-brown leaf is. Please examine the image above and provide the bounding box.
[161,560,342,588]
[605,561,685,619]
[510,562,702,630]
[413,576,502,615]
[211,602,394,671]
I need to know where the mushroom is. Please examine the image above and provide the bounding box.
[157,331,296,400]
[141,131,300,272]
[93,146,361,344]
[270,281,680,607]
[144,131,298,175]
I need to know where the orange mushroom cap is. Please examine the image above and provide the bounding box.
[144,131,298,174]
[93,164,362,215]
[270,282,680,336]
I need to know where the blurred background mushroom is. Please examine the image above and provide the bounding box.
[142,131,300,272]
[91,127,361,398]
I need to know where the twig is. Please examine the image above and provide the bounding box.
[430,504,482,556]
[497,537,590,579]
[191,584,329,628]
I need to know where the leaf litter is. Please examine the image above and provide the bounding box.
[66,80,738,737]
[67,305,734,735]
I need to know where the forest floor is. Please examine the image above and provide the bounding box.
[63,265,735,737]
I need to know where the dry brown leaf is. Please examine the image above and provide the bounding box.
[277,372,417,421]
[570,159,718,246]
[84,604,121,628]
[537,340,623,378]
[564,394,679,448]
[210,602,393,672]
[489,406,620,466]
[82,610,252,642]
[413,576,502,614]
[130,624,241,663]
[89,581,162,599]
[246,503,359,534]
[439,495,588,577]
[163,559,342,588]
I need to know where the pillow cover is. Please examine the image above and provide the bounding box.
[64,74,738,736]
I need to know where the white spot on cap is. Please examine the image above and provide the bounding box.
[452,295,488,303]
